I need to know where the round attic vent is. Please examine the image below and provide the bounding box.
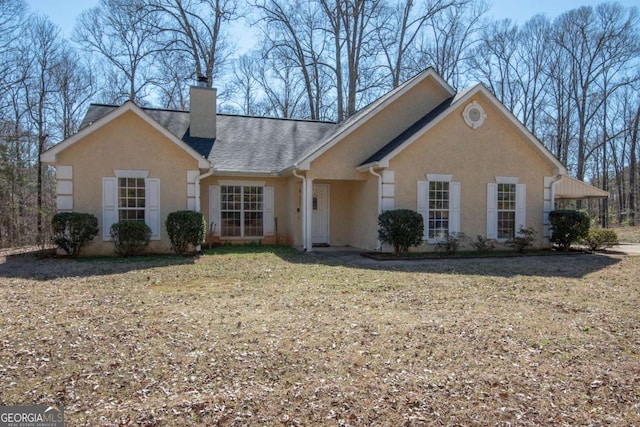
[462,101,486,129]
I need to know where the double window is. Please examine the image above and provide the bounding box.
[220,185,264,237]
[210,182,274,239]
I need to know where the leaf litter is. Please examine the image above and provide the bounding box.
[0,248,638,426]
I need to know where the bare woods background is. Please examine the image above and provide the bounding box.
[1,0,639,248]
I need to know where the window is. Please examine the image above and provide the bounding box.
[428,181,449,239]
[487,179,525,241]
[102,172,160,241]
[221,185,263,237]
[417,176,460,241]
[118,177,145,221]
[497,183,516,239]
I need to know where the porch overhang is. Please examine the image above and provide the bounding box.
[554,175,609,200]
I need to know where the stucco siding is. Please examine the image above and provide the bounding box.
[389,94,556,250]
[309,77,452,180]
[56,111,201,255]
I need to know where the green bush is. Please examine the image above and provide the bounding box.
[51,212,99,257]
[378,209,424,256]
[582,228,619,251]
[166,210,206,255]
[110,221,151,257]
[507,226,536,253]
[549,210,590,251]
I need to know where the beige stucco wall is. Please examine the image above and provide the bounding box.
[56,110,201,255]
[389,93,556,250]
[309,76,452,180]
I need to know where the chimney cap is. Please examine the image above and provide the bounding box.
[197,75,208,87]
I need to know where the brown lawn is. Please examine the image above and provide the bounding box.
[0,246,638,426]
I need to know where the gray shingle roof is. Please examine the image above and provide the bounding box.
[79,104,336,173]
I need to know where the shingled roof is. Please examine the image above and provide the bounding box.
[79,104,336,173]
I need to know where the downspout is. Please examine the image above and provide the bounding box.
[550,174,563,211]
[195,167,214,253]
[292,169,308,251]
[548,174,563,245]
[369,167,383,251]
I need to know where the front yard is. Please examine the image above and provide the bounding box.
[0,247,638,426]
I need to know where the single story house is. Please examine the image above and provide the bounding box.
[41,68,608,255]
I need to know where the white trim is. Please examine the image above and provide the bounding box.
[218,180,266,187]
[462,101,487,129]
[374,84,567,174]
[209,185,220,236]
[41,101,210,169]
[56,165,73,180]
[114,169,149,178]
[56,195,73,211]
[187,170,199,183]
[145,178,161,240]
[296,68,455,169]
[426,173,453,182]
[312,183,330,245]
[57,180,73,195]
[495,176,519,184]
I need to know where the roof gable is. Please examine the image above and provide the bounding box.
[41,101,211,169]
[295,68,456,170]
[358,84,567,175]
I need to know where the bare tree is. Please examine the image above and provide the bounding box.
[148,0,240,87]
[415,0,487,90]
[74,0,162,104]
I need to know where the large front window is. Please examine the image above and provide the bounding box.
[118,177,145,221]
[221,185,263,237]
[497,183,516,239]
[428,181,449,239]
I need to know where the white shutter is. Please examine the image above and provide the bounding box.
[102,177,118,240]
[449,182,461,234]
[487,183,498,239]
[263,186,275,236]
[145,178,161,240]
[515,184,527,235]
[417,181,428,239]
[209,185,220,236]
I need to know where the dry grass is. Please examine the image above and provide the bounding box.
[0,246,638,426]
[611,226,640,243]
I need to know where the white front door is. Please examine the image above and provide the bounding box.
[312,184,329,245]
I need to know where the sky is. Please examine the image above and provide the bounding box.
[26,0,640,39]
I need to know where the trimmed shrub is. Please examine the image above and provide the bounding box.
[166,210,206,255]
[549,210,590,251]
[51,212,99,257]
[378,209,424,256]
[582,228,619,251]
[110,221,151,257]
[436,232,467,255]
[507,226,536,253]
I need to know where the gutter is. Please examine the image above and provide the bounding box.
[195,167,215,253]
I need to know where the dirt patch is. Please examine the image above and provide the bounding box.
[0,247,638,426]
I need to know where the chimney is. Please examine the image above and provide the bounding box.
[189,76,217,139]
